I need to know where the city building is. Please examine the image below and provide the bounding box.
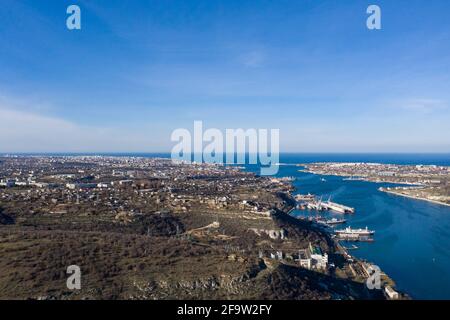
[384,285,399,300]
[297,243,328,271]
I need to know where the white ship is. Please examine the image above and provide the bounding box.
[326,218,346,225]
[335,226,375,236]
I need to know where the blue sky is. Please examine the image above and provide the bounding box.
[0,0,449,152]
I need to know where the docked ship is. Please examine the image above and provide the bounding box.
[314,217,347,228]
[325,218,347,225]
[343,176,364,181]
[335,226,375,236]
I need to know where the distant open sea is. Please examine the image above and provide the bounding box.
[5,152,450,299]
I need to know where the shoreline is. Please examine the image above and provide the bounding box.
[380,189,450,208]
[298,168,425,187]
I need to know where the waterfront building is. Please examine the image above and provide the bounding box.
[384,285,399,300]
[309,243,328,270]
[297,243,328,270]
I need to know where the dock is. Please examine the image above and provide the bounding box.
[320,200,355,214]
[335,234,374,242]
[295,194,355,214]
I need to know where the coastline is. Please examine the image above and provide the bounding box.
[298,168,425,187]
[380,189,450,208]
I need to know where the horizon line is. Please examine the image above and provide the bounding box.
[1,152,450,155]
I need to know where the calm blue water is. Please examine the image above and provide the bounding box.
[6,152,450,299]
[245,153,450,300]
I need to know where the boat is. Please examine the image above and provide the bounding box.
[343,177,364,181]
[325,218,347,225]
[335,226,375,236]
[343,244,359,250]
[315,219,329,227]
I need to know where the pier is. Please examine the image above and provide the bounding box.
[320,200,355,214]
[295,194,355,214]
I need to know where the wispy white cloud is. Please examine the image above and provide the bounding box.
[393,98,447,113]
[0,96,167,152]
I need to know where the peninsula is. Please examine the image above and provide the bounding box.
[299,162,450,207]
